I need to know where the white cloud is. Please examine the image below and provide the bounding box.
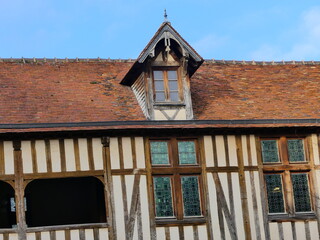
[250,6,320,61]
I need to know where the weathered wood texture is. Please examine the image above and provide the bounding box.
[0,134,319,240]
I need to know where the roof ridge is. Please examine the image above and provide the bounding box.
[0,57,319,65]
[205,59,319,65]
[0,57,136,63]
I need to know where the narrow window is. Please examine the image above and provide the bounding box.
[291,173,311,212]
[264,174,285,214]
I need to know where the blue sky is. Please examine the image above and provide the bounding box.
[1,0,320,60]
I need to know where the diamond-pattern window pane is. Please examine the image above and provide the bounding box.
[150,141,169,165]
[265,174,285,213]
[261,140,280,163]
[288,139,305,162]
[153,177,174,217]
[181,176,201,216]
[178,141,197,165]
[291,173,311,212]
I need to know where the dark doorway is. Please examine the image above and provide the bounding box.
[25,177,106,227]
[0,181,16,228]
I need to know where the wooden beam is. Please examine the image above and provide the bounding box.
[102,137,117,240]
[212,172,237,240]
[246,135,262,239]
[127,174,141,240]
[0,141,5,175]
[199,136,213,240]
[255,136,271,239]
[13,141,27,240]
[236,135,252,240]
[144,137,157,240]
[212,136,225,239]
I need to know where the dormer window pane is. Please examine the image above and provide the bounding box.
[155,81,165,91]
[170,92,179,102]
[169,81,178,91]
[168,71,177,80]
[154,71,164,80]
[156,92,166,102]
[153,70,180,102]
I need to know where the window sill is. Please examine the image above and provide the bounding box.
[25,222,108,232]
[268,213,316,222]
[0,228,18,234]
[154,102,185,108]
[155,217,206,226]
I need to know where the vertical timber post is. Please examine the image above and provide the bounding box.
[13,141,27,240]
[102,137,117,240]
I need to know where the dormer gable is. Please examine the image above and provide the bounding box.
[121,22,203,120]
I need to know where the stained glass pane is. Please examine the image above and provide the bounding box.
[154,71,163,80]
[178,141,197,165]
[153,177,174,217]
[150,141,169,165]
[288,139,305,162]
[265,174,285,213]
[291,173,311,212]
[181,176,201,216]
[261,140,280,163]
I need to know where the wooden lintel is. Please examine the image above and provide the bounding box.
[23,170,105,180]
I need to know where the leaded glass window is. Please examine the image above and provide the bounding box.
[150,141,169,165]
[150,138,203,221]
[178,141,197,165]
[261,140,280,163]
[181,176,201,216]
[265,174,285,213]
[291,173,311,212]
[153,177,174,217]
[261,136,313,218]
[288,139,305,162]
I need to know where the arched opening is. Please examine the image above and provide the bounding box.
[25,177,106,227]
[0,181,16,228]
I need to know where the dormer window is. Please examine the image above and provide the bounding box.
[121,22,203,120]
[153,69,180,102]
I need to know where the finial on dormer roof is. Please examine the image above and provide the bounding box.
[164,9,168,22]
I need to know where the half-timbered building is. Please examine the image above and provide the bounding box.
[0,20,320,240]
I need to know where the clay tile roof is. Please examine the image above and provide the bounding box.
[191,61,320,120]
[0,60,145,125]
[0,59,320,132]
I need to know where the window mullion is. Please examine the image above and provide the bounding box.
[283,170,294,215]
[163,71,170,101]
[279,137,289,164]
[174,174,184,220]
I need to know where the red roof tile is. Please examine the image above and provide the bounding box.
[0,60,145,124]
[0,59,320,132]
[192,61,320,120]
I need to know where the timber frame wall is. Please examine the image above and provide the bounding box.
[0,133,320,240]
